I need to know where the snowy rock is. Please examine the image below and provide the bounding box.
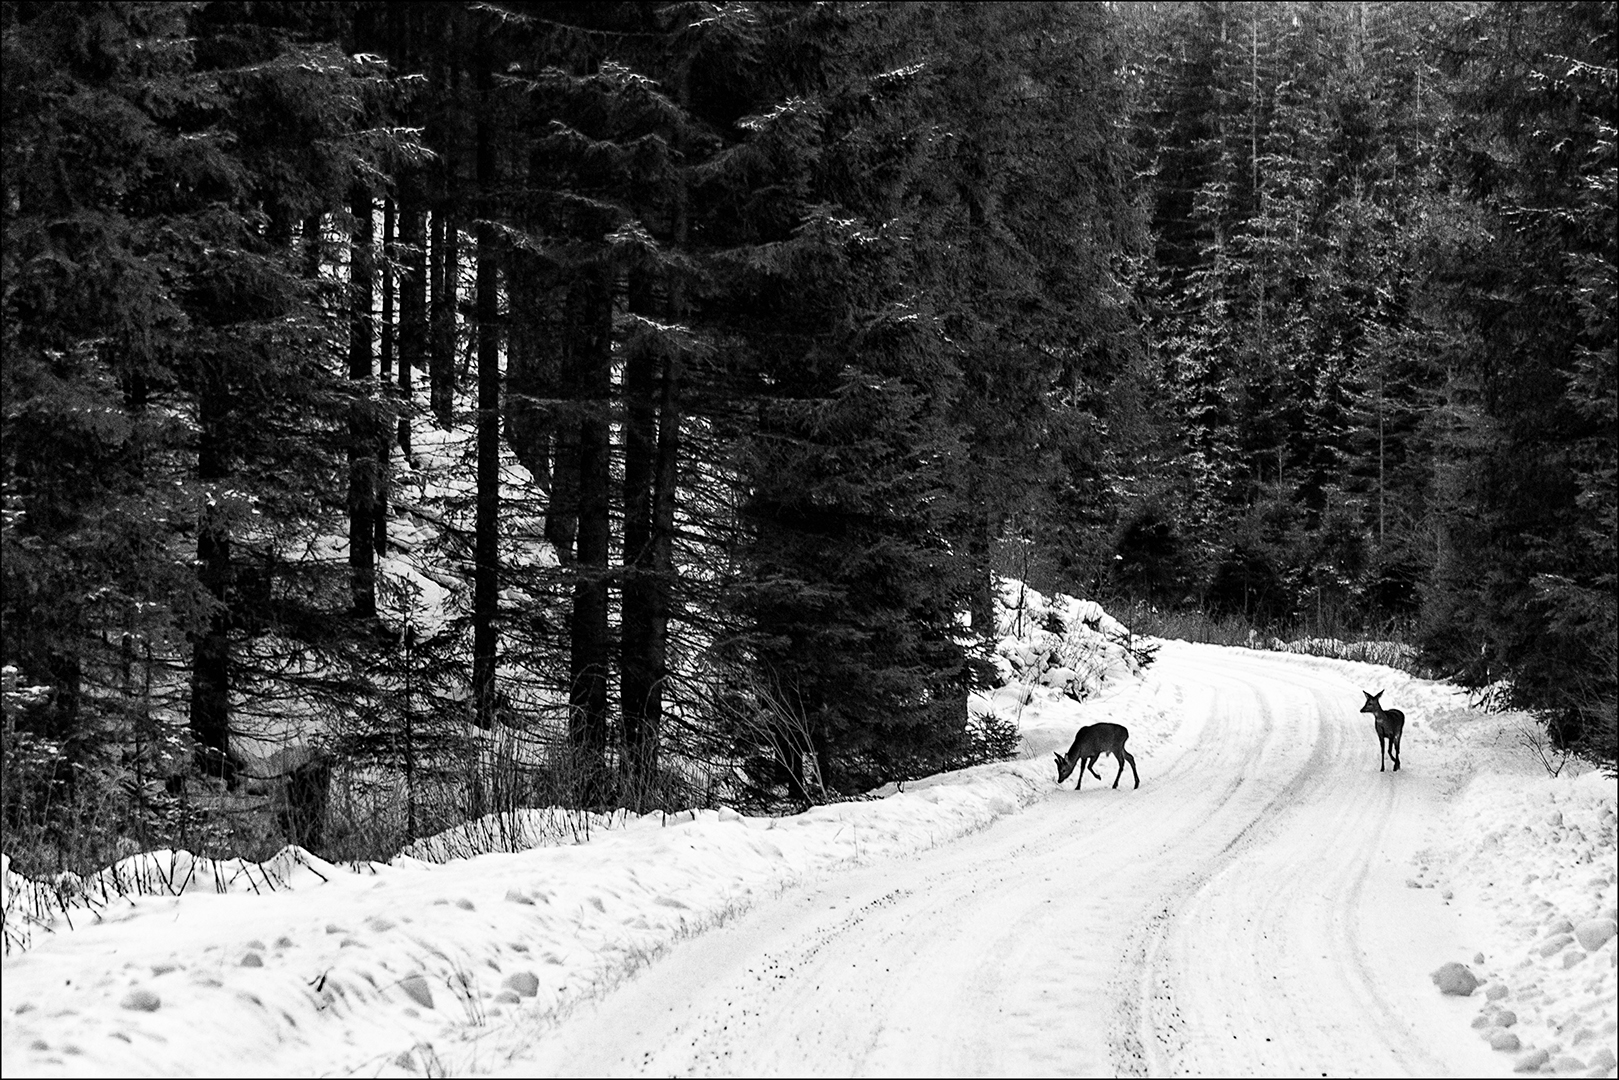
[120,988,161,1012]
[1548,916,1575,934]
[1513,1047,1550,1072]
[1551,1056,1586,1074]
[1589,1047,1617,1071]
[1486,983,1511,1001]
[1474,952,1486,964]
[398,974,434,1009]
[1431,962,1481,996]
[1562,949,1586,968]
[240,952,264,968]
[1539,933,1575,958]
[1573,918,1615,952]
[1491,1031,1522,1052]
[502,971,538,997]
[1496,1009,1518,1027]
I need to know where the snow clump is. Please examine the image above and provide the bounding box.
[1432,961,1481,996]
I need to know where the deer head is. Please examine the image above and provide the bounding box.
[1054,751,1076,783]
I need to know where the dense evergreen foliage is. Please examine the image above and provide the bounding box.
[1115,1,1614,765]
[3,1,1612,872]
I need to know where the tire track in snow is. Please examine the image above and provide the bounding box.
[1117,647,1473,1078]
[1109,649,1335,1076]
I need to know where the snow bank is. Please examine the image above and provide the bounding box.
[0,756,1066,1076]
[1422,768,1618,1075]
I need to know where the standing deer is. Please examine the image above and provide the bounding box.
[1359,690,1405,772]
[1054,723,1139,791]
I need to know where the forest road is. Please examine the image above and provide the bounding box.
[497,643,1504,1078]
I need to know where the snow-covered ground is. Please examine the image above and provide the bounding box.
[2,586,1614,1077]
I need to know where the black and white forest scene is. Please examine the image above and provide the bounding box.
[1,2,1615,1076]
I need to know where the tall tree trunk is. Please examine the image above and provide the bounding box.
[546,321,582,564]
[348,186,377,616]
[376,198,395,555]
[640,334,681,792]
[431,58,460,430]
[190,379,234,786]
[432,206,458,429]
[619,72,691,805]
[471,55,500,730]
[620,273,659,804]
[567,263,613,802]
[399,185,426,457]
[381,199,395,379]
[191,514,232,783]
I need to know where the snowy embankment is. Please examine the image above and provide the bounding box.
[1408,686,1618,1075]
[0,580,1156,1077]
[1,776,1058,1077]
[1437,769,1618,1074]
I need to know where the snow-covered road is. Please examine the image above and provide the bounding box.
[500,644,1508,1077]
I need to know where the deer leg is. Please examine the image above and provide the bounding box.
[1086,759,1103,780]
[1379,732,1387,771]
[1392,733,1401,771]
[1111,753,1125,789]
[1123,749,1140,789]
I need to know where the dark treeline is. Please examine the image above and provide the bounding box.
[2,1,1613,871]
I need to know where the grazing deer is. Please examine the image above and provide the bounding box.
[1359,690,1405,772]
[1054,723,1139,791]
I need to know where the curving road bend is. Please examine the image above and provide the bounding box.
[499,643,1503,1078]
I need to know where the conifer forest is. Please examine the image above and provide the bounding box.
[2,1,1614,877]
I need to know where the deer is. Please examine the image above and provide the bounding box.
[1359,690,1405,772]
[1054,722,1139,791]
